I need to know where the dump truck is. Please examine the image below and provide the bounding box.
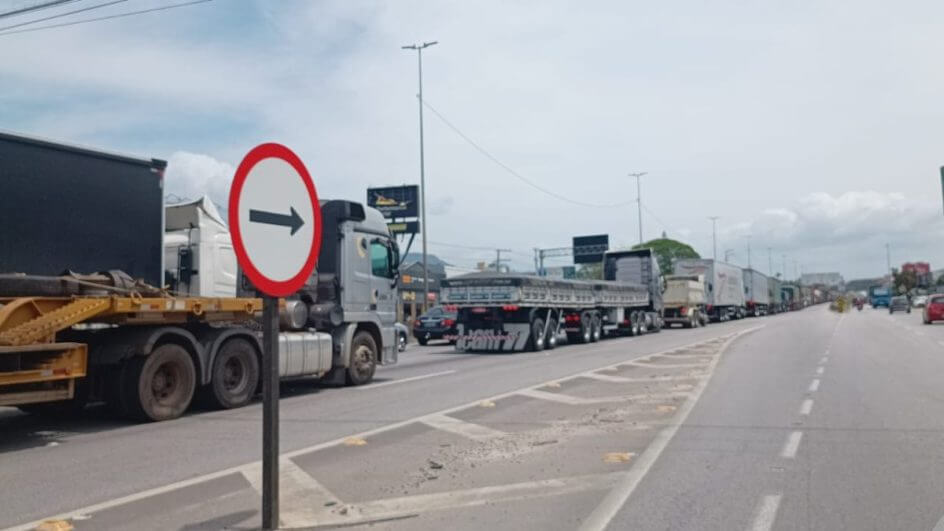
[662,274,708,328]
[441,249,664,352]
[0,132,400,421]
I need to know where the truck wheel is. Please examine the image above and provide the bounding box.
[629,311,640,336]
[204,338,259,410]
[123,344,196,422]
[529,317,546,351]
[580,314,592,343]
[545,318,558,349]
[346,331,378,385]
[591,315,602,342]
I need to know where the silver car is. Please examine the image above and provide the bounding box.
[889,296,911,314]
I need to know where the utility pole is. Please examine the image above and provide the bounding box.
[708,216,719,261]
[886,243,892,275]
[629,172,647,244]
[402,40,438,313]
[725,249,735,262]
[767,247,773,276]
[495,248,511,272]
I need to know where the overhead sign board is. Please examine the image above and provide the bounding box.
[229,143,322,297]
[368,185,419,219]
[572,234,609,264]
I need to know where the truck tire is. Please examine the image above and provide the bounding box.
[545,318,558,349]
[203,338,259,410]
[590,315,602,342]
[123,344,196,422]
[346,331,378,385]
[529,317,546,351]
[629,311,641,336]
[580,313,592,343]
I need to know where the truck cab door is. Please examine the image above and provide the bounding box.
[369,237,398,363]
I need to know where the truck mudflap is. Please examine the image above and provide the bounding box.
[453,323,530,352]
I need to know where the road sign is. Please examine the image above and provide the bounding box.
[573,234,609,264]
[229,143,322,297]
[228,143,322,531]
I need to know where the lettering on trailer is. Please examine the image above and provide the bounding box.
[454,324,530,352]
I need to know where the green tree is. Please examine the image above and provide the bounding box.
[893,269,917,294]
[631,238,700,274]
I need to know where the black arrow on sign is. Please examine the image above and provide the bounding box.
[249,207,305,235]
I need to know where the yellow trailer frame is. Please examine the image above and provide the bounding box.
[0,295,262,407]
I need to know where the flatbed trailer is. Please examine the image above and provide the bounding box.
[442,272,660,352]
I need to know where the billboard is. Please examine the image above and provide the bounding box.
[367,185,419,219]
[572,234,609,264]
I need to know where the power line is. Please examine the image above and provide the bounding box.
[0,0,127,32]
[422,99,635,209]
[0,0,214,36]
[0,0,81,20]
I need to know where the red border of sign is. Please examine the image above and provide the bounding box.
[229,143,322,297]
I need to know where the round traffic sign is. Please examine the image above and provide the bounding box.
[229,143,322,297]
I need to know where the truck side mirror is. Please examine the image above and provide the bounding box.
[388,242,400,288]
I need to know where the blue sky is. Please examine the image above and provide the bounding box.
[4,0,944,278]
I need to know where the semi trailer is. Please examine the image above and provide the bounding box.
[0,132,400,421]
[662,275,708,328]
[673,259,745,321]
[441,249,664,352]
[743,268,771,316]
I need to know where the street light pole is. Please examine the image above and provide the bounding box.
[767,247,773,276]
[402,40,438,313]
[629,172,647,244]
[708,216,719,261]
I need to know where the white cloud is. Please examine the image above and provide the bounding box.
[164,151,234,207]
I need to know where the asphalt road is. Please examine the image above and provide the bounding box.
[3,305,944,530]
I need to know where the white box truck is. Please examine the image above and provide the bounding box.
[673,259,745,321]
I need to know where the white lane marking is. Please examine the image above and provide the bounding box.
[517,388,689,406]
[4,330,760,531]
[825,349,830,355]
[937,340,944,348]
[624,360,709,369]
[321,472,624,526]
[808,379,820,393]
[597,374,706,383]
[748,494,783,531]
[356,370,456,390]
[816,367,824,375]
[915,331,925,336]
[581,372,635,383]
[579,326,765,531]
[800,399,814,416]
[243,459,338,527]
[420,413,505,441]
[780,431,803,459]
[819,357,828,365]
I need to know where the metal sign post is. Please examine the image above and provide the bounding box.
[261,295,279,529]
[229,143,322,531]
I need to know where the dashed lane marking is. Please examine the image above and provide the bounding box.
[808,379,820,393]
[800,399,814,416]
[420,413,506,441]
[819,357,828,365]
[748,494,782,531]
[816,367,824,375]
[780,431,803,459]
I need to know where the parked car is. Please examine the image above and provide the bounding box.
[394,322,409,352]
[889,296,911,314]
[912,295,928,308]
[924,295,944,324]
[412,306,458,345]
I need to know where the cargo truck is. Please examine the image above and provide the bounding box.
[673,259,745,321]
[0,132,400,421]
[440,249,664,352]
[662,275,708,328]
[768,276,783,313]
[869,285,892,308]
[742,268,771,317]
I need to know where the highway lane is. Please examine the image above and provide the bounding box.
[0,316,760,529]
[600,304,944,531]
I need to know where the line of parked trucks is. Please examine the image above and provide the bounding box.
[0,130,830,423]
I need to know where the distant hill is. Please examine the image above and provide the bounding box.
[403,253,448,267]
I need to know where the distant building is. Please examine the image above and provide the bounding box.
[799,272,844,289]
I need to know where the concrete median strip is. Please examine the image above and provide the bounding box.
[419,413,505,441]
